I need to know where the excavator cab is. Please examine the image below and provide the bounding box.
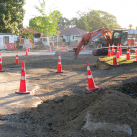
[112,29,128,46]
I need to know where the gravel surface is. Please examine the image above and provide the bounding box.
[0,53,137,137]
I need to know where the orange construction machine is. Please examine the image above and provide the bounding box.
[73,28,129,56]
[19,28,42,43]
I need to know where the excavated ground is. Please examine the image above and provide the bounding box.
[0,53,137,137]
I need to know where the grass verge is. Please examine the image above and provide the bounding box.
[99,54,137,65]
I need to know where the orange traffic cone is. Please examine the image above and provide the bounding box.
[101,44,102,48]
[16,51,19,64]
[86,62,99,91]
[49,45,51,52]
[56,53,63,73]
[119,44,122,55]
[111,49,119,65]
[135,47,137,61]
[0,53,5,72]
[108,44,111,57]
[26,47,28,55]
[111,44,114,56]
[15,61,30,94]
[28,47,30,52]
[66,45,68,51]
[62,46,63,52]
[116,44,120,58]
[126,48,130,60]
[84,47,85,51]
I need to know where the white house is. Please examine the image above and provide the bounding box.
[0,33,15,50]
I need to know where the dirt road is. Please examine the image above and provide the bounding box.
[0,52,137,137]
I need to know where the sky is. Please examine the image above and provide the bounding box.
[23,0,137,29]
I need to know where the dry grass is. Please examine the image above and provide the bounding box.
[99,54,137,65]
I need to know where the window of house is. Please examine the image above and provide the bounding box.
[3,36,9,43]
[73,36,78,40]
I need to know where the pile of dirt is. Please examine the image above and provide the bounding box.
[8,86,137,137]
[1,54,137,136]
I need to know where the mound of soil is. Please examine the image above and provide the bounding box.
[1,54,137,137]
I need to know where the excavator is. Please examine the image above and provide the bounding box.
[17,28,43,48]
[73,28,129,56]
[53,28,130,59]
[19,28,42,43]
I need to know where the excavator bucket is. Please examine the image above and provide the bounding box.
[53,51,76,60]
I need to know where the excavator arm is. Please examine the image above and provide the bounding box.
[19,28,42,43]
[73,28,113,56]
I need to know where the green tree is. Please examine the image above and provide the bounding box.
[128,24,133,30]
[0,0,25,34]
[69,10,119,32]
[58,16,70,27]
[97,10,120,29]
[70,11,88,30]
[85,10,107,31]
[29,0,61,37]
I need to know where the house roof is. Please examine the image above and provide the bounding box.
[59,27,88,35]
[128,30,137,34]
[0,33,14,35]
[57,26,66,31]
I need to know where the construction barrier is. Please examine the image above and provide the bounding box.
[5,43,16,50]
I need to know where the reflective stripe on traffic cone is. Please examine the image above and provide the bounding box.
[56,53,63,73]
[26,47,28,55]
[15,61,30,94]
[0,53,5,72]
[126,48,130,60]
[111,49,119,65]
[16,51,19,64]
[108,44,111,57]
[116,44,120,58]
[66,45,68,51]
[86,62,99,91]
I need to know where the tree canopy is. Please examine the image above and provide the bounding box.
[29,0,61,37]
[0,0,25,34]
[57,10,120,32]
